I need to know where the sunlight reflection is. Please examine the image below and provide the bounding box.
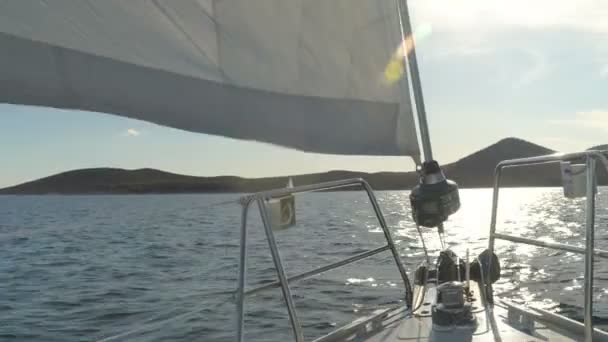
[364,187,605,318]
[346,277,375,285]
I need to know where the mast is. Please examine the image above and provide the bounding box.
[399,0,461,238]
[396,0,434,162]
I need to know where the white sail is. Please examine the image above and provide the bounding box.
[0,0,420,158]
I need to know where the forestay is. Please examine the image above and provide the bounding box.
[0,0,419,158]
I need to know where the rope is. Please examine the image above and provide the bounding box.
[96,197,240,341]
[96,196,245,342]
[437,223,446,250]
[415,224,431,265]
[97,290,234,342]
[438,233,446,250]
[203,198,240,209]
[411,268,429,314]
[410,223,432,314]
[477,257,487,304]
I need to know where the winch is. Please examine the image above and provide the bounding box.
[432,281,475,328]
[413,248,501,330]
[432,251,476,329]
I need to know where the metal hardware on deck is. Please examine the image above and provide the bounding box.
[235,178,412,342]
[501,300,608,341]
[487,150,608,342]
[312,307,399,342]
[506,302,537,334]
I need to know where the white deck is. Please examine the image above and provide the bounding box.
[315,282,608,342]
[365,301,576,341]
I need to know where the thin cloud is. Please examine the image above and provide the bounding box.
[411,0,608,33]
[551,110,608,131]
[535,136,600,153]
[126,128,140,137]
[600,65,608,78]
[514,49,550,87]
[538,136,592,146]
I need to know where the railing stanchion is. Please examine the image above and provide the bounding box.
[487,150,607,341]
[361,181,413,307]
[235,201,250,342]
[257,198,304,342]
[584,156,597,342]
[234,178,415,340]
[486,166,503,304]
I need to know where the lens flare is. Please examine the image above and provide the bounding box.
[384,24,433,84]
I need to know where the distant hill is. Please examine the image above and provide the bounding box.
[589,144,608,151]
[444,137,558,187]
[0,137,605,194]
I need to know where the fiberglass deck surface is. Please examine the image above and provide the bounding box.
[363,284,581,342]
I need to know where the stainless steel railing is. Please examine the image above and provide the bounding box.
[235,178,413,342]
[487,150,608,342]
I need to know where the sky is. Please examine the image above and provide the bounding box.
[2,0,608,188]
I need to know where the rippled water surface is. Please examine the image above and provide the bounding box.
[1,188,607,341]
